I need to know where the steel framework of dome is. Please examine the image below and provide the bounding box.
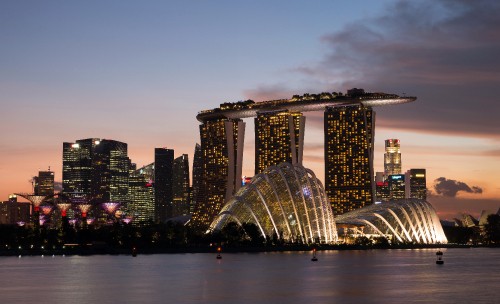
[335,199,448,244]
[209,163,338,244]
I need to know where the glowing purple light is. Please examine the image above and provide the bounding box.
[102,202,120,214]
[122,218,132,224]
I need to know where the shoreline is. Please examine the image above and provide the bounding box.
[2,243,496,257]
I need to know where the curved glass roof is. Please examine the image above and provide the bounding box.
[209,163,338,244]
[335,200,448,244]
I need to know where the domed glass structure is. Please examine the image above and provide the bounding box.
[209,163,338,244]
[335,199,448,244]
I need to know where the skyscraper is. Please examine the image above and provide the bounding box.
[63,138,99,196]
[154,148,174,222]
[388,174,405,199]
[191,118,245,230]
[405,169,427,200]
[172,154,190,217]
[128,163,155,224]
[324,105,375,215]
[384,139,402,175]
[34,169,54,196]
[62,138,130,221]
[93,139,130,203]
[191,143,203,214]
[254,111,305,174]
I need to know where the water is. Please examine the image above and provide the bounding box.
[0,248,499,304]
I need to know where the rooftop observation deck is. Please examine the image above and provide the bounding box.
[196,91,417,122]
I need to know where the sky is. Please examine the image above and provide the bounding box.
[1,0,499,220]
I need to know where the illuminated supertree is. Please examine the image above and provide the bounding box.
[122,217,132,225]
[102,202,120,224]
[86,218,95,225]
[39,215,47,226]
[40,205,53,216]
[56,203,72,218]
[102,202,120,214]
[14,193,51,227]
[69,219,78,226]
[78,204,92,219]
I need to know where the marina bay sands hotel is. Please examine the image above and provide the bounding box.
[191,89,416,229]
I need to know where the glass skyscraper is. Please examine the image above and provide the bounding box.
[324,105,375,215]
[384,139,402,175]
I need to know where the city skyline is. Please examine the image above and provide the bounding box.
[1,0,499,220]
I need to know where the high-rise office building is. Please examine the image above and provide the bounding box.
[254,111,305,174]
[191,143,203,214]
[172,154,190,217]
[388,174,405,199]
[93,140,130,203]
[128,163,155,224]
[375,172,390,202]
[384,139,402,175]
[63,138,130,221]
[35,170,54,196]
[154,148,174,222]
[405,169,427,200]
[63,138,99,196]
[191,118,245,229]
[324,105,375,215]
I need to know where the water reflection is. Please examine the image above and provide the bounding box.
[0,249,499,303]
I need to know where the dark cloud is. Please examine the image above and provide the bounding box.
[296,0,500,139]
[434,177,483,197]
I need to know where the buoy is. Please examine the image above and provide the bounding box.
[311,248,318,262]
[436,250,444,265]
[216,247,222,259]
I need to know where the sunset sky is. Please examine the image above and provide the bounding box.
[1,0,499,220]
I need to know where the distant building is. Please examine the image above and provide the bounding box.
[254,111,305,174]
[324,105,375,215]
[63,138,130,204]
[384,139,401,175]
[388,174,405,199]
[405,169,427,200]
[34,169,55,196]
[155,148,174,222]
[172,154,190,217]
[191,118,245,230]
[191,143,203,214]
[375,172,390,203]
[128,163,155,224]
[0,195,30,225]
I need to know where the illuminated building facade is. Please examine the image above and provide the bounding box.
[63,138,99,196]
[128,163,155,224]
[324,105,375,215]
[93,139,130,203]
[254,111,305,174]
[336,199,448,244]
[210,163,337,244]
[172,154,190,217]
[388,174,405,199]
[33,170,54,196]
[384,139,402,175]
[405,169,427,200]
[155,148,174,222]
[191,118,245,229]
[0,195,29,225]
[63,138,130,221]
[375,172,390,203]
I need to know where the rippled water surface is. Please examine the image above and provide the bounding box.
[1,248,499,303]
